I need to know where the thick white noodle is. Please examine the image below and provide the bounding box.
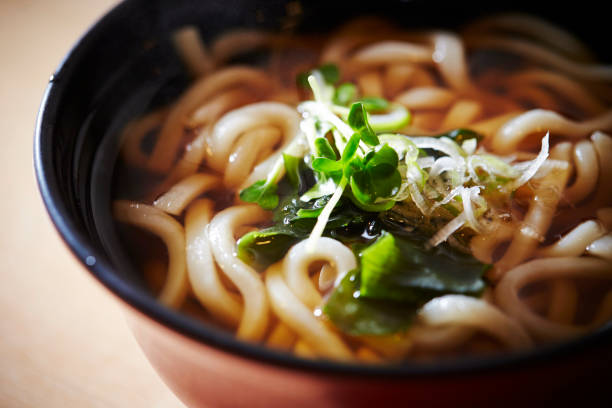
[591,132,612,205]
[185,199,242,326]
[563,140,599,204]
[441,99,482,129]
[265,263,353,360]
[283,238,357,309]
[536,220,606,258]
[147,67,273,173]
[357,71,383,97]
[207,102,300,187]
[492,109,612,154]
[153,173,220,215]
[547,279,578,325]
[113,201,188,308]
[350,41,433,66]
[428,31,473,92]
[208,205,271,341]
[224,125,282,188]
[384,63,437,97]
[395,86,457,109]
[587,234,612,261]
[495,257,612,341]
[493,163,569,279]
[172,26,214,77]
[465,14,594,62]
[211,29,275,65]
[466,36,612,81]
[470,222,516,264]
[419,295,532,350]
[188,88,257,127]
[505,70,606,115]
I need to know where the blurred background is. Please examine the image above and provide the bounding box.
[0,1,184,406]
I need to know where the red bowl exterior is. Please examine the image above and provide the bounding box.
[125,304,612,407]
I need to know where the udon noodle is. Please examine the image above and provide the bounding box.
[112,14,612,362]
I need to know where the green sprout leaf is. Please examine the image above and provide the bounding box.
[319,63,340,84]
[311,157,343,174]
[348,102,379,146]
[283,153,301,190]
[364,143,398,169]
[314,137,337,160]
[349,144,401,205]
[340,133,361,163]
[297,63,340,87]
[239,180,279,210]
[334,83,357,106]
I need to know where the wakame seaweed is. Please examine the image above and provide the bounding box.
[237,193,380,270]
[237,157,381,270]
[323,269,416,336]
[323,231,488,336]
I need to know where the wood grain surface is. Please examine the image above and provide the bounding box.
[0,1,185,406]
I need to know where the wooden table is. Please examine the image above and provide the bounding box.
[0,1,185,406]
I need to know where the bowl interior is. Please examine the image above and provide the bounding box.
[35,0,612,376]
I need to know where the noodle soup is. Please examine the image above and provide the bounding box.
[112,14,612,363]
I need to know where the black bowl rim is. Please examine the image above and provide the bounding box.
[34,0,612,379]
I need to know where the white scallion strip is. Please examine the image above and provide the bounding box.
[294,76,558,250]
[427,213,467,248]
[379,134,419,161]
[469,154,519,180]
[408,182,431,214]
[300,117,319,153]
[424,183,442,200]
[308,72,334,103]
[531,159,570,179]
[461,187,482,232]
[303,75,371,155]
[299,101,354,140]
[417,156,435,168]
[472,193,488,218]
[306,178,348,253]
[430,185,463,211]
[430,156,462,178]
[411,136,466,159]
[393,185,411,202]
[330,104,350,117]
[406,162,428,188]
[461,138,477,155]
[466,156,479,182]
[508,133,550,190]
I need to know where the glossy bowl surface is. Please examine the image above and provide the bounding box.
[34,0,612,406]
